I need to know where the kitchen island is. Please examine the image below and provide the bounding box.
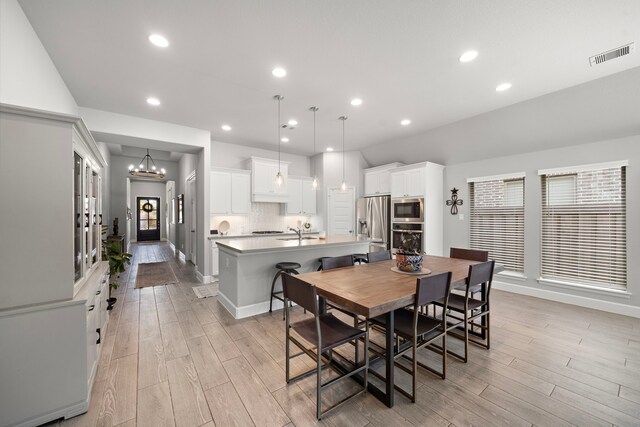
[215,236,371,318]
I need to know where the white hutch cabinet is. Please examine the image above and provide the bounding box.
[0,104,110,427]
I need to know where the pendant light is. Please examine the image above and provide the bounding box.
[339,116,348,191]
[128,148,166,179]
[309,106,319,189]
[274,95,284,187]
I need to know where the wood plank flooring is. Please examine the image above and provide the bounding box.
[47,242,640,427]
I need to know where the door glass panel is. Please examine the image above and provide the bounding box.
[149,210,157,220]
[149,220,157,230]
[140,220,148,230]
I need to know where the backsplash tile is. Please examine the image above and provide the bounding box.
[210,202,320,235]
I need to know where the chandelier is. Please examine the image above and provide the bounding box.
[128,149,166,179]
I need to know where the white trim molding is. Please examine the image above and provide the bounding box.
[494,280,640,318]
[217,291,291,319]
[537,277,631,299]
[195,269,213,284]
[467,171,526,183]
[538,160,628,175]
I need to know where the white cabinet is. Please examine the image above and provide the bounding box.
[286,177,317,215]
[0,104,111,427]
[248,157,290,203]
[391,167,425,198]
[210,169,250,215]
[210,243,219,276]
[364,163,404,196]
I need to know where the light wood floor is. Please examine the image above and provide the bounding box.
[47,242,640,427]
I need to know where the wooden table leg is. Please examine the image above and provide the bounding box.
[384,310,395,407]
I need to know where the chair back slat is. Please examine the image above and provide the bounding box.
[367,250,392,263]
[416,272,452,306]
[282,273,318,315]
[321,255,354,270]
[467,260,495,291]
[450,247,489,262]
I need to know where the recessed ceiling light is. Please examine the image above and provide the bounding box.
[148,34,169,48]
[146,97,161,106]
[496,82,512,92]
[272,67,287,78]
[287,119,298,126]
[400,119,411,126]
[350,98,363,106]
[221,125,231,131]
[326,147,334,152]
[281,137,289,143]
[459,50,478,63]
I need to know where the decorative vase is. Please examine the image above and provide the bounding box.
[396,253,424,272]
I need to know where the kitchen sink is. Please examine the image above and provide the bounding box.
[277,237,318,241]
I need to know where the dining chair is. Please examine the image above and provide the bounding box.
[366,249,392,263]
[433,260,495,363]
[446,248,490,330]
[368,272,452,402]
[282,273,369,420]
[321,254,354,270]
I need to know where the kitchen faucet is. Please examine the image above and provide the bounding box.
[289,227,302,240]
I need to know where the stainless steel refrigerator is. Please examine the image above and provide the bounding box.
[356,196,391,253]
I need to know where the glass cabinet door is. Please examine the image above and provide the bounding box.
[74,152,83,281]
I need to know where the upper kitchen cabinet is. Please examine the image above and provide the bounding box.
[391,165,427,198]
[210,168,250,215]
[287,177,317,215]
[248,157,290,203]
[364,163,404,196]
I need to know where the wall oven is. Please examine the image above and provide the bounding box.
[391,223,423,254]
[392,198,424,223]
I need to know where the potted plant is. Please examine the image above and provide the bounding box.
[102,226,132,309]
[395,232,425,272]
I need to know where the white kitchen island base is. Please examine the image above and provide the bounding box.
[216,236,371,319]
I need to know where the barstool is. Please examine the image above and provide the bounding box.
[270,262,302,319]
[352,254,368,265]
[317,256,331,271]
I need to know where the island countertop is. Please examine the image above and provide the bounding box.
[215,235,371,254]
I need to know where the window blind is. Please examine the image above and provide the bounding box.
[469,177,525,273]
[540,165,627,289]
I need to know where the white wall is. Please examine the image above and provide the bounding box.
[0,0,78,115]
[211,140,311,175]
[97,142,111,229]
[444,134,640,315]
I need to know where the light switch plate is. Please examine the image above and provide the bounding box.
[459,214,464,221]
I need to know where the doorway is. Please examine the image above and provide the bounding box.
[186,172,197,265]
[137,197,161,241]
[327,187,355,236]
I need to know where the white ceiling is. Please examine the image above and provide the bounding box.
[19,0,640,159]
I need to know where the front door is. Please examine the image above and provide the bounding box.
[137,197,161,241]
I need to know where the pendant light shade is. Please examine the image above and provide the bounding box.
[309,106,319,189]
[274,95,284,187]
[339,116,347,191]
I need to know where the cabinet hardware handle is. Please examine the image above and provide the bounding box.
[88,304,95,311]
[96,328,101,344]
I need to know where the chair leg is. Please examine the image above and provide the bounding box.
[269,270,282,314]
[442,334,447,379]
[316,345,323,420]
[364,324,369,391]
[285,328,290,383]
[354,317,359,365]
[463,310,469,363]
[412,337,417,402]
[486,310,490,350]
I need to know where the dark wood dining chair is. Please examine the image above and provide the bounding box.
[282,273,368,420]
[321,254,354,270]
[449,247,489,293]
[433,260,495,363]
[366,250,392,263]
[368,272,452,402]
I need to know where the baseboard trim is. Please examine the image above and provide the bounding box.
[493,280,640,319]
[169,241,176,251]
[217,291,286,319]
[177,250,185,262]
[195,270,213,284]
[11,398,88,427]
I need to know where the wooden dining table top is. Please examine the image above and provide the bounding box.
[297,255,481,319]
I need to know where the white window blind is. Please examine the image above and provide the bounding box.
[469,177,525,273]
[540,165,627,289]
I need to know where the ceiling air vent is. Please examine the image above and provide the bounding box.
[589,42,634,66]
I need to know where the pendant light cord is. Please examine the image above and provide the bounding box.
[277,97,281,172]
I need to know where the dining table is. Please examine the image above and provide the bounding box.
[297,255,485,408]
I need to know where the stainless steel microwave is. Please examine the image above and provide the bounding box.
[392,198,424,222]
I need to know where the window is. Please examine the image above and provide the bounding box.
[468,173,525,273]
[540,162,627,290]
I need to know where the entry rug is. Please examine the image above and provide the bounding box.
[135,261,179,288]
[192,284,219,299]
